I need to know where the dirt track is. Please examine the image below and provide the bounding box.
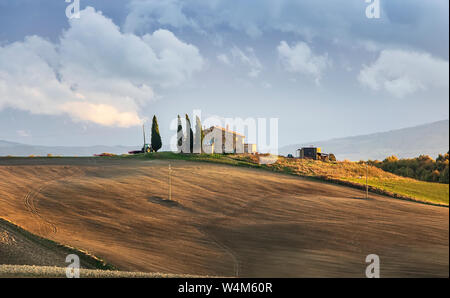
[0,157,448,277]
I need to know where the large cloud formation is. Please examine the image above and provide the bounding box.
[358,50,449,98]
[124,0,358,38]
[124,0,448,57]
[277,41,330,84]
[0,7,203,127]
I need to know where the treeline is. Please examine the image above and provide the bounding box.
[368,152,449,184]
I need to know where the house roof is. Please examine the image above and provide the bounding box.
[204,126,245,137]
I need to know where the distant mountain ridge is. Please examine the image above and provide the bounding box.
[1,120,448,159]
[280,120,449,161]
[0,140,136,156]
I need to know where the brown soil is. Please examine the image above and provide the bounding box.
[0,157,448,277]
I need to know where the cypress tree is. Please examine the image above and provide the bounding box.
[185,114,194,153]
[151,115,162,152]
[177,115,183,153]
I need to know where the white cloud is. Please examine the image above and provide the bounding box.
[124,0,353,40]
[230,46,262,78]
[0,7,204,127]
[124,0,201,34]
[216,47,262,78]
[122,0,449,66]
[358,50,449,98]
[217,53,231,65]
[61,102,143,128]
[277,41,330,84]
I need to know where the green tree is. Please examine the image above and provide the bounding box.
[384,155,399,163]
[374,153,449,184]
[151,115,162,152]
[439,166,449,183]
[185,114,194,153]
[177,115,183,153]
[431,170,440,182]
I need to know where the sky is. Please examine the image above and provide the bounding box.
[0,0,448,149]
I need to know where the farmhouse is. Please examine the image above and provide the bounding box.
[203,126,245,154]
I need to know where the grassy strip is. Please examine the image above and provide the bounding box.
[0,217,115,270]
[342,177,449,206]
[313,176,448,207]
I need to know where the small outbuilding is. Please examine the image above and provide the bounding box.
[297,146,329,161]
[244,143,257,154]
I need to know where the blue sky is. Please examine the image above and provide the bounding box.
[0,0,448,148]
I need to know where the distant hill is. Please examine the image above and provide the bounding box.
[0,140,21,148]
[280,120,449,161]
[0,140,136,156]
[2,120,448,159]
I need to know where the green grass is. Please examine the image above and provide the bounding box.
[130,151,260,167]
[343,177,449,206]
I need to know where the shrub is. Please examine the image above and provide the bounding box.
[329,153,337,162]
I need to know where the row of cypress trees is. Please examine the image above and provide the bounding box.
[148,114,204,153]
[177,114,204,153]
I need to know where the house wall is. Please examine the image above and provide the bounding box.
[203,127,244,154]
[203,144,214,154]
[244,144,257,154]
